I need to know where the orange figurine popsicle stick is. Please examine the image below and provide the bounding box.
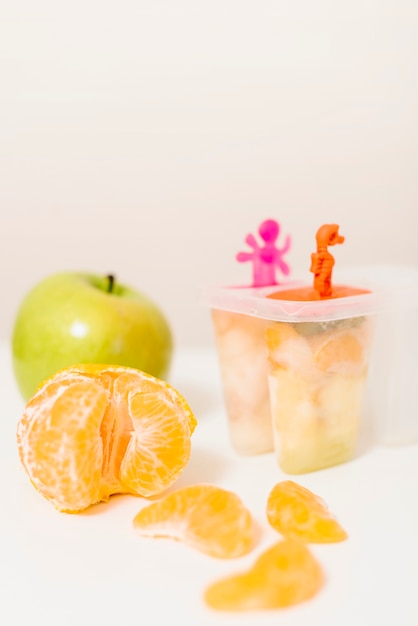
[267,223,369,301]
[309,224,345,298]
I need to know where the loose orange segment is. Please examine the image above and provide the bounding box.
[204,539,324,611]
[266,481,347,543]
[16,364,197,513]
[133,484,255,558]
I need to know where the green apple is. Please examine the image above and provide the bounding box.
[12,272,173,401]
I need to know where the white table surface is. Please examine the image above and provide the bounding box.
[1,341,417,626]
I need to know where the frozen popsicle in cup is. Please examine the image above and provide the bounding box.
[265,224,376,473]
[203,221,381,468]
[208,218,292,455]
[210,309,273,454]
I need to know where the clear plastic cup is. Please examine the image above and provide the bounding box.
[208,216,292,455]
[210,308,272,455]
[343,265,418,446]
[203,214,417,467]
[265,309,376,473]
[202,277,383,471]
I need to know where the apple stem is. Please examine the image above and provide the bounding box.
[106,274,115,293]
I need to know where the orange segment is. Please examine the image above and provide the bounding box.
[204,539,324,611]
[314,331,363,371]
[16,364,197,513]
[265,323,300,351]
[133,484,255,558]
[266,481,347,543]
[20,378,108,512]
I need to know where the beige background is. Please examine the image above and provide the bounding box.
[1,1,418,348]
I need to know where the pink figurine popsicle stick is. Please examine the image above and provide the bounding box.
[236,219,291,287]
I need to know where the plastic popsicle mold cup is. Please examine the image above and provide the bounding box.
[351,265,418,446]
[202,223,384,470]
[264,225,363,472]
[208,219,292,455]
[210,309,273,454]
[265,307,376,473]
[265,224,379,473]
[204,276,382,470]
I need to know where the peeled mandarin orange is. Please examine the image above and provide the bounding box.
[204,539,324,611]
[16,364,197,513]
[133,483,255,558]
[266,480,347,543]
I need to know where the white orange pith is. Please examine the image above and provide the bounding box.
[133,483,255,558]
[16,364,197,513]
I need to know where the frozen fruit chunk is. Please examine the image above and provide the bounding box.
[314,330,364,372]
